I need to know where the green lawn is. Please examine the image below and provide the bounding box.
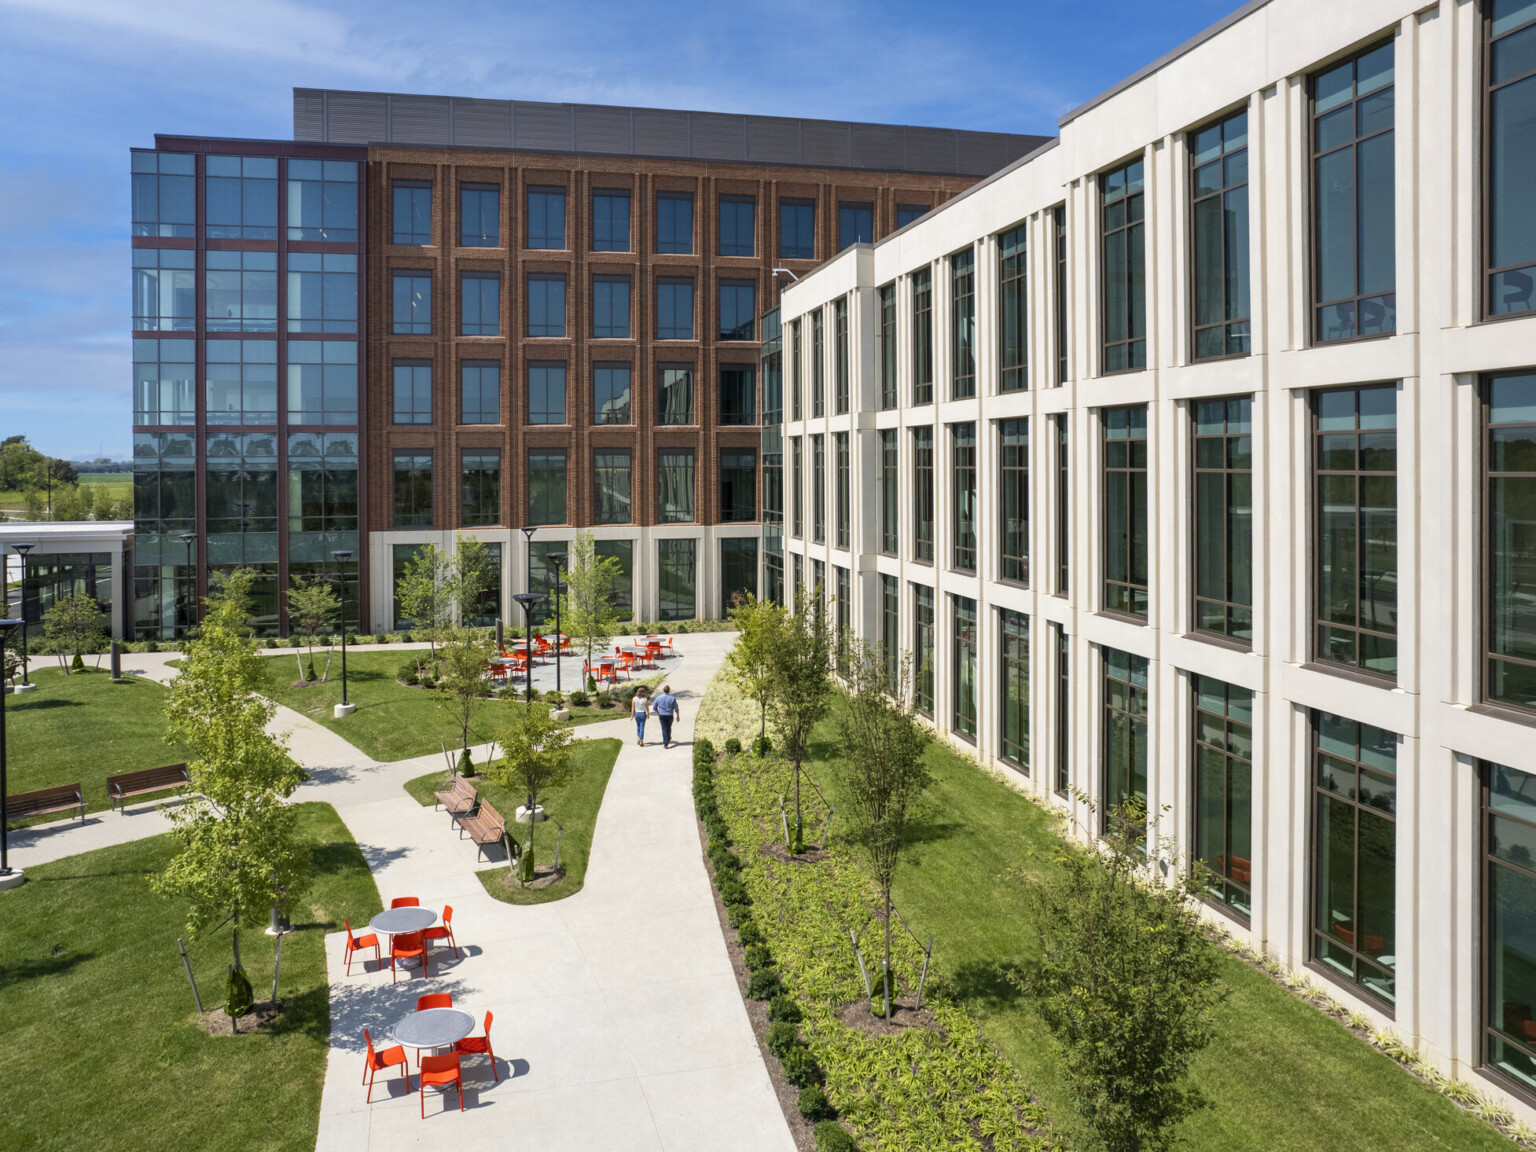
[405,736,622,905]
[795,713,1514,1152]
[262,649,635,762]
[0,801,381,1152]
[6,667,193,822]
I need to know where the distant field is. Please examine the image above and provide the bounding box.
[0,474,131,515]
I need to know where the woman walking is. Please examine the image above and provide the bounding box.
[632,686,652,747]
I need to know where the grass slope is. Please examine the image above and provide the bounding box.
[0,801,381,1152]
[405,736,622,905]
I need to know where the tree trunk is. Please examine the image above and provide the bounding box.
[759,699,766,738]
[232,902,242,969]
[792,751,803,854]
[883,889,893,1020]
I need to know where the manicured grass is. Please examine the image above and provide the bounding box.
[0,801,381,1152]
[798,713,1516,1152]
[262,649,633,762]
[6,667,193,821]
[404,737,622,905]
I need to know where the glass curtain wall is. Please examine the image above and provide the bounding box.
[1193,675,1254,918]
[1194,397,1254,640]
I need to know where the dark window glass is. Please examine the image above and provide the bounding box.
[1103,405,1149,617]
[952,595,978,739]
[392,359,432,425]
[913,268,934,403]
[1001,608,1029,771]
[897,204,928,229]
[594,363,632,425]
[1054,624,1070,796]
[719,196,756,257]
[1193,676,1254,918]
[1485,370,1536,710]
[914,584,935,716]
[1312,712,1398,1004]
[914,426,934,562]
[460,361,499,425]
[1483,758,1536,1092]
[658,538,697,620]
[881,574,900,689]
[952,423,976,571]
[1314,384,1397,675]
[720,366,756,425]
[527,187,567,249]
[879,284,897,409]
[1101,159,1147,372]
[132,248,196,331]
[597,539,634,611]
[206,251,278,332]
[593,190,631,251]
[1190,110,1251,358]
[999,226,1028,392]
[460,183,499,247]
[393,452,433,528]
[205,155,277,240]
[657,278,695,340]
[834,432,850,548]
[812,434,826,543]
[134,337,197,425]
[205,433,280,570]
[528,362,567,425]
[1001,419,1029,583]
[286,158,358,242]
[781,199,815,260]
[527,451,567,525]
[460,451,500,527]
[391,271,432,334]
[811,309,825,416]
[880,429,898,555]
[657,194,694,254]
[287,252,358,334]
[720,281,756,341]
[1194,396,1254,640]
[1056,413,1070,592]
[527,275,566,337]
[285,341,357,425]
[789,319,802,420]
[835,566,851,674]
[593,276,631,339]
[790,436,804,538]
[205,339,278,426]
[1312,42,1396,342]
[722,452,757,523]
[1488,3,1536,316]
[951,249,976,398]
[1102,647,1149,835]
[460,273,500,336]
[462,541,502,627]
[285,431,357,541]
[1055,206,1069,385]
[834,297,850,413]
[130,151,195,238]
[392,181,432,245]
[658,365,694,425]
[839,202,873,249]
[594,452,632,524]
[659,451,695,523]
[721,537,759,615]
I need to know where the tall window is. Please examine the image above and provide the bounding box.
[657,278,694,340]
[593,452,632,525]
[812,434,826,543]
[881,575,899,689]
[1484,759,1536,1094]
[133,337,196,425]
[1312,41,1396,343]
[913,268,934,404]
[1191,109,1251,358]
[1194,397,1254,640]
[839,202,873,249]
[880,429,898,555]
[593,190,631,251]
[914,426,934,562]
[206,252,277,332]
[1488,4,1536,316]
[659,451,696,523]
[914,584,935,716]
[1103,405,1149,618]
[392,360,432,424]
[1054,624,1070,796]
[528,362,567,425]
[1102,648,1149,833]
[286,431,357,539]
[1001,419,1028,583]
[527,187,566,249]
[952,595,978,741]
[287,253,357,334]
[391,271,432,335]
[1056,414,1070,592]
[598,540,634,611]
[1000,226,1028,392]
[1193,676,1253,918]
[130,151,194,237]
[460,273,500,336]
[527,451,567,525]
[1054,206,1068,385]
[789,319,802,421]
[657,539,697,620]
[834,432,850,548]
[722,538,759,615]
[393,452,432,528]
[781,199,815,260]
[205,156,278,240]
[132,248,195,331]
[658,365,694,425]
[812,309,825,417]
[205,340,277,425]
[719,196,756,257]
[460,361,499,425]
[594,364,631,425]
[460,183,499,247]
[593,276,631,339]
[791,436,803,538]
[527,275,566,337]
[1001,609,1029,772]
[951,249,976,398]
[460,452,500,527]
[392,181,432,245]
[951,423,976,571]
[897,204,927,228]
[720,281,756,340]
[287,159,358,242]
[1313,712,1397,1004]
[1101,158,1147,372]
[834,297,850,414]
[835,566,851,674]
[722,453,756,523]
[657,194,693,254]
[1486,371,1536,710]
[879,284,897,409]
[1315,384,1397,675]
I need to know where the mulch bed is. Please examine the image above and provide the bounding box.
[838,995,940,1037]
[760,841,829,866]
[498,864,566,891]
[199,998,284,1036]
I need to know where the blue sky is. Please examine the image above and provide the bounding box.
[0,0,1239,460]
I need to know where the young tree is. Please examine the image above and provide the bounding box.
[486,704,577,882]
[725,593,785,740]
[1016,803,1227,1152]
[51,483,85,522]
[41,592,105,673]
[836,640,933,1019]
[395,543,457,672]
[285,574,339,682]
[153,569,310,1023]
[436,629,495,768]
[766,583,834,852]
[559,530,624,671]
[452,536,496,627]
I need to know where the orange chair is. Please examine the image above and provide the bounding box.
[423,906,459,959]
[418,1053,465,1116]
[417,992,453,1011]
[343,918,381,976]
[645,641,662,667]
[454,1011,499,1082]
[617,653,635,678]
[535,635,552,658]
[391,897,420,909]
[362,1028,410,1101]
[1334,923,1356,949]
[391,932,429,983]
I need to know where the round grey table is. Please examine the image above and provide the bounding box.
[370,907,437,967]
[392,1007,476,1067]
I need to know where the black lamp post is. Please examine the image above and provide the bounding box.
[10,544,34,692]
[547,551,567,697]
[331,550,353,716]
[178,531,196,639]
[0,617,23,888]
[511,592,547,707]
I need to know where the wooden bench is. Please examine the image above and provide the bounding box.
[454,798,506,862]
[106,764,191,813]
[6,784,85,826]
[433,774,477,820]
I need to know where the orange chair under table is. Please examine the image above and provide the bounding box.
[419,1053,465,1116]
[343,918,381,976]
[362,1028,411,1101]
[391,896,421,909]
[391,932,429,983]
[423,906,459,959]
[454,1011,499,1082]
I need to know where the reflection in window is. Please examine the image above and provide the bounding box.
[132,248,196,332]
[594,452,632,525]
[527,451,567,525]
[391,271,432,335]
[1102,647,1149,834]
[1000,608,1029,771]
[460,183,499,247]
[657,365,694,425]
[1484,759,1536,1092]
[1486,370,1536,710]
[133,338,196,425]
[288,253,357,333]
[722,453,756,523]
[880,575,899,688]
[287,159,358,242]
[1103,405,1149,617]
[460,361,499,425]
[1055,206,1068,384]
[594,364,632,425]
[952,595,978,740]
[460,273,500,336]
[1194,397,1253,640]
[285,432,357,537]
[721,538,758,616]
[1056,414,1070,592]
[914,584,935,716]
[720,366,755,425]
[1190,110,1251,358]
[206,156,277,240]
[1100,158,1146,371]
[593,190,630,251]
[1488,3,1536,315]
[659,451,696,523]
[657,278,694,340]
[460,452,501,527]
[205,340,278,426]
[658,538,697,620]
[393,452,433,528]
[1193,676,1253,918]
[392,180,432,245]
[528,187,566,249]
[791,437,803,538]
[528,362,567,425]
[1054,624,1070,796]
[205,432,279,561]
[597,539,634,611]
[131,151,194,238]
[287,341,357,425]
[657,194,693,254]
[206,251,278,332]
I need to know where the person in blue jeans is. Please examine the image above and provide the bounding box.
[653,685,681,748]
[632,686,651,747]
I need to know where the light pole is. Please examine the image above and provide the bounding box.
[511,592,546,708]
[178,531,196,640]
[331,550,354,718]
[11,544,34,693]
[0,617,24,889]
[546,551,567,698]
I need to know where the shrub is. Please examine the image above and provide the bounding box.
[586,674,598,694]
[264,638,278,649]
[781,1045,824,1088]
[544,690,564,705]
[765,1019,800,1058]
[797,1085,834,1122]
[746,968,783,1000]
[724,737,743,755]
[744,943,774,971]
[813,1121,855,1152]
[144,640,159,652]
[767,993,802,1023]
[736,921,765,948]
[726,902,753,928]
[693,737,717,769]
[397,660,420,686]
[373,634,388,644]
[709,846,740,875]
[569,690,590,708]
[70,652,86,672]
[597,692,615,709]
[752,734,773,757]
[718,877,749,906]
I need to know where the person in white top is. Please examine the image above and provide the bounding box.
[632,686,652,747]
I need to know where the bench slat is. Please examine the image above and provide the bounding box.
[106,764,190,812]
[6,785,85,825]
